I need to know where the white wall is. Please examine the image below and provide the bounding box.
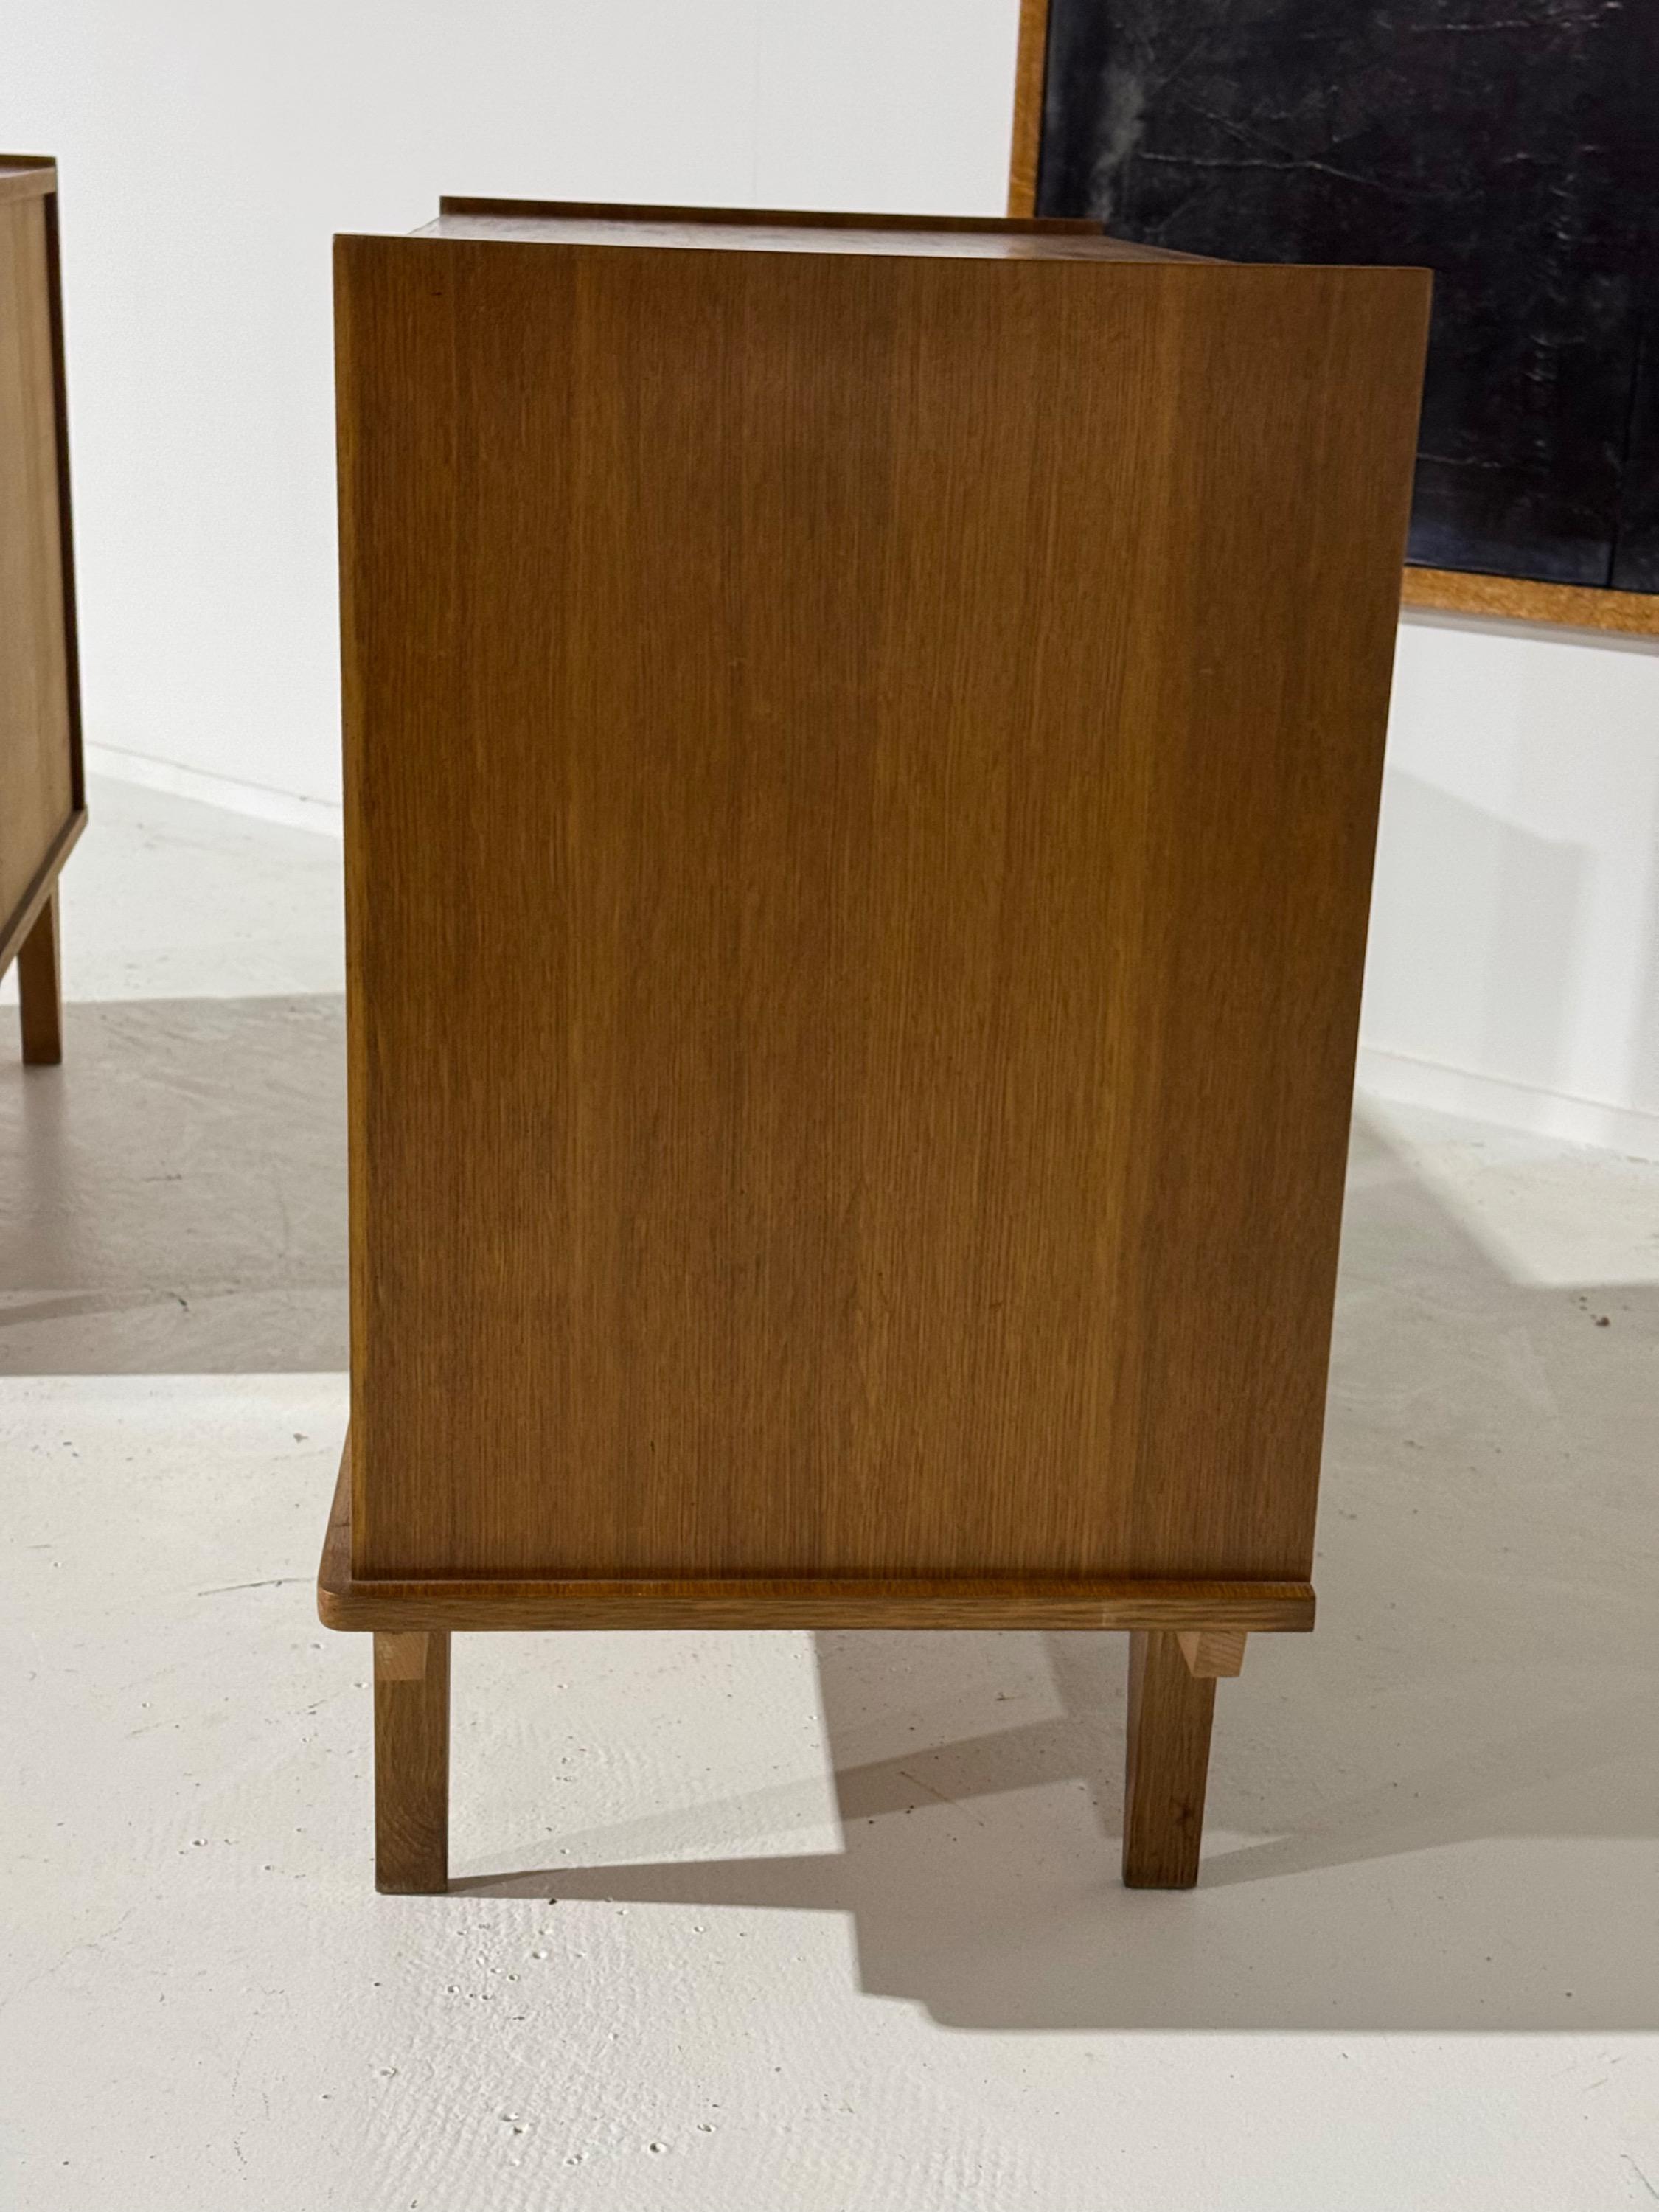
[10,5,1659,1152]
[1363,616,1659,1156]
[4,0,1021,813]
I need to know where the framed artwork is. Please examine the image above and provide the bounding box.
[1009,0,1659,637]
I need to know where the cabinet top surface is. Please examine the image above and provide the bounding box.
[407,197,1208,263]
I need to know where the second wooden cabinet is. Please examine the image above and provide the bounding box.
[0,154,82,1064]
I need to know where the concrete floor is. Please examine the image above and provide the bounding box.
[3,776,1657,2210]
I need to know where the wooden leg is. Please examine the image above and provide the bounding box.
[1122,1629,1218,1889]
[374,1630,450,1893]
[17,888,63,1065]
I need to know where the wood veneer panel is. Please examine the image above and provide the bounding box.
[0,184,74,942]
[337,219,1427,1584]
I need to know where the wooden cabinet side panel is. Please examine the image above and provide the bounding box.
[0,192,74,939]
[338,237,1427,1583]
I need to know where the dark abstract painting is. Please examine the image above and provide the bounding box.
[1037,0,1659,591]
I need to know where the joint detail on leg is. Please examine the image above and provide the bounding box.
[375,1630,432,1682]
[1177,1627,1247,1679]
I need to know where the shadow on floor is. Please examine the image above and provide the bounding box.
[0,996,347,1373]
[456,1110,1659,2030]
[454,1614,1658,2031]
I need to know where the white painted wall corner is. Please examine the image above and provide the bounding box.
[86,742,343,839]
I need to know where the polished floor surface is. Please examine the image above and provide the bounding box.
[2,778,1656,2209]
